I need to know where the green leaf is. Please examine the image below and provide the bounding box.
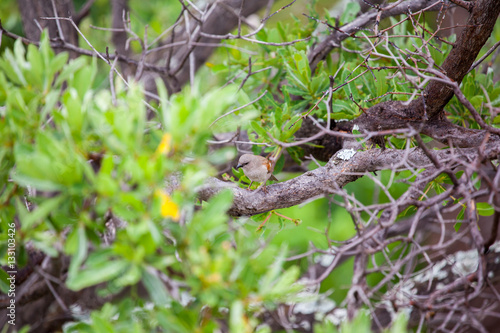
[72,58,96,98]
[232,166,245,179]
[476,202,494,216]
[274,106,284,128]
[1,47,27,86]
[469,95,484,109]
[281,116,302,141]
[66,258,128,291]
[62,88,84,136]
[230,300,246,332]
[332,99,356,118]
[293,51,311,83]
[89,311,115,333]
[10,172,64,192]
[39,30,54,73]
[0,269,12,294]
[41,90,60,120]
[115,263,143,287]
[386,311,409,333]
[455,209,465,231]
[276,22,287,41]
[273,154,285,174]
[265,265,301,300]
[340,310,371,333]
[287,146,303,164]
[310,74,328,95]
[48,52,69,88]
[26,43,43,88]
[20,195,66,230]
[54,57,87,87]
[341,2,361,24]
[284,85,308,97]
[67,224,88,277]
[142,268,171,306]
[250,121,269,140]
[285,64,308,90]
[260,247,288,296]
[374,69,388,97]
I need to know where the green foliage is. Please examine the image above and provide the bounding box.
[1,2,499,332]
[0,34,306,332]
[449,70,500,127]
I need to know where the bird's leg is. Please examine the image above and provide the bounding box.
[247,181,254,189]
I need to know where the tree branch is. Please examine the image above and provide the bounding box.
[199,144,500,216]
[413,0,500,120]
[308,0,442,73]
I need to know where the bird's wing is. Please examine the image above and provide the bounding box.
[264,158,278,182]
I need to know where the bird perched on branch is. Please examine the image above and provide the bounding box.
[236,154,278,189]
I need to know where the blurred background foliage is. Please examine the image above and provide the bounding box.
[1,0,500,331]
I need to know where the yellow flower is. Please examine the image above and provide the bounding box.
[155,189,180,221]
[155,133,172,156]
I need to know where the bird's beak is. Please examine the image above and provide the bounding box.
[236,163,242,169]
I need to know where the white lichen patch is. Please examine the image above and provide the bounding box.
[314,253,336,267]
[336,148,356,161]
[293,301,316,315]
[488,241,500,253]
[386,279,417,309]
[299,320,311,331]
[436,282,446,290]
[325,308,348,325]
[400,280,417,297]
[180,291,196,306]
[451,250,479,276]
[414,258,449,283]
[315,298,336,316]
[410,249,479,285]
[293,297,336,317]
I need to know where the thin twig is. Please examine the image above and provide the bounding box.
[210,90,268,128]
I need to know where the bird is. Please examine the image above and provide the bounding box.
[236,154,278,189]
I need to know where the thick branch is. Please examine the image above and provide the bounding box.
[312,0,499,152]
[111,0,130,58]
[417,0,500,119]
[144,0,269,94]
[198,144,500,216]
[17,0,78,56]
[353,100,500,149]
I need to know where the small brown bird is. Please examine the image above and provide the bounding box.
[236,154,278,189]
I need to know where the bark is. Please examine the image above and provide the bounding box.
[198,144,500,217]
[109,0,270,94]
[419,0,500,120]
[17,0,78,56]
[352,0,500,150]
[111,0,130,58]
[161,0,270,93]
[6,1,500,332]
